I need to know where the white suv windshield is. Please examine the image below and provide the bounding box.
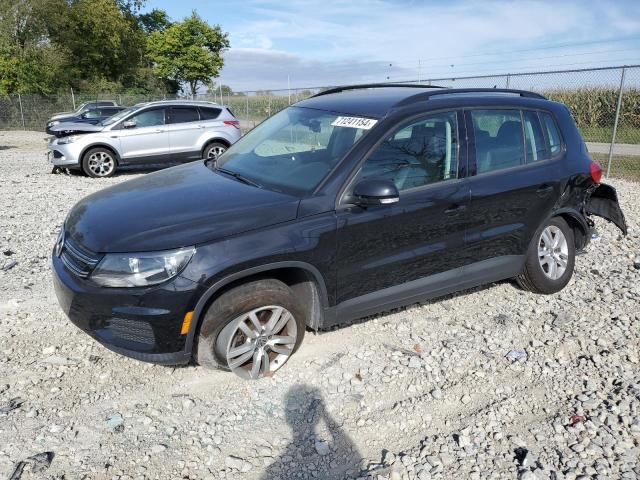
[100,106,142,126]
[216,106,373,195]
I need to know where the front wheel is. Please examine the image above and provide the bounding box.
[517,217,575,294]
[195,279,305,379]
[82,147,117,178]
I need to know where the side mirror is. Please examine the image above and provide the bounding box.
[352,178,399,206]
[123,120,136,129]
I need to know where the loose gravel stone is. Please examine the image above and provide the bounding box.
[1,131,639,479]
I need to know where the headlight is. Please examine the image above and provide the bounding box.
[48,120,60,127]
[91,247,195,287]
[57,135,81,145]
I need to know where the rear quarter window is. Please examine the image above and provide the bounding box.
[539,111,562,156]
[199,107,222,120]
[523,111,548,162]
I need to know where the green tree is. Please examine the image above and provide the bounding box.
[50,0,146,85]
[0,0,71,94]
[217,84,233,96]
[138,8,170,33]
[147,11,229,96]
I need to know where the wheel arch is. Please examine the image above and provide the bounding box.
[552,208,591,251]
[80,143,121,165]
[185,261,329,357]
[201,137,231,157]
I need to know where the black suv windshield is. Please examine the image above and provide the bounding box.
[216,106,373,195]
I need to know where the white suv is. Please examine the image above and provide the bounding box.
[47,100,242,177]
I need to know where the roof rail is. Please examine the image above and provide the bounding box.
[427,88,546,99]
[311,84,547,103]
[311,83,446,97]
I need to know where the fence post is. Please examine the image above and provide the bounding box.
[606,67,626,178]
[70,87,76,110]
[18,93,25,128]
[505,74,510,88]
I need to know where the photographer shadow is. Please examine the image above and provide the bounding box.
[261,384,363,480]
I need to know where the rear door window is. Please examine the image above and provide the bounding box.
[470,109,524,174]
[168,107,200,124]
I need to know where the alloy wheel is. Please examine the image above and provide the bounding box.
[219,305,297,379]
[207,145,226,160]
[538,225,569,280]
[87,151,115,177]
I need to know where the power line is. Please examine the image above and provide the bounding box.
[406,35,640,63]
[404,58,640,79]
[395,48,639,71]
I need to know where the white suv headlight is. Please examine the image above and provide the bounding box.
[57,135,81,145]
[91,247,195,287]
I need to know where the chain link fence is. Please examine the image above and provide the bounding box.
[1,65,639,180]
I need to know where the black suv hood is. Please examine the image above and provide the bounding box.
[65,162,300,253]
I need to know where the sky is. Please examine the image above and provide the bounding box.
[145,0,640,92]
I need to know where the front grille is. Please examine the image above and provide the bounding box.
[108,317,156,345]
[60,237,102,277]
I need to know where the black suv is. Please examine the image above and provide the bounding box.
[52,85,626,380]
[45,105,125,135]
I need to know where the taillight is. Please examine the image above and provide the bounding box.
[224,120,240,129]
[590,161,603,183]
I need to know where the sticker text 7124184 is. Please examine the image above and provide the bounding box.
[331,116,378,130]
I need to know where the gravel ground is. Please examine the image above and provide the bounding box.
[0,130,639,480]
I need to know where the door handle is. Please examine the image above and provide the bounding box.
[536,184,553,196]
[155,129,165,133]
[444,204,467,215]
[198,125,206,129]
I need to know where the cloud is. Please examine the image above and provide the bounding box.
[220,48,415,91]
[217,0,640,90]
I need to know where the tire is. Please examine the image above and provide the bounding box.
[203,142,227,161]
[195,279,306,379]
[517,217,575,294]
[82,147,117,178]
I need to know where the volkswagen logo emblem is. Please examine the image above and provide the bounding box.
[55,231,65,257]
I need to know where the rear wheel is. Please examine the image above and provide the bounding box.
[203,142,227,161]
[195,279,305,379]
[82,147,117,178]
[517,217,575,294]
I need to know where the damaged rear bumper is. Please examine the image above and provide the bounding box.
[586,183,627,235]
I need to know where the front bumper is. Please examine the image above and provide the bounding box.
[47,140,82,167]
[52,251,199,365]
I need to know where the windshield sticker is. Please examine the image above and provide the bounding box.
[331,116,378,130]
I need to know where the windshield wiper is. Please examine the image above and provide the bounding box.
[215,166,262,188]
